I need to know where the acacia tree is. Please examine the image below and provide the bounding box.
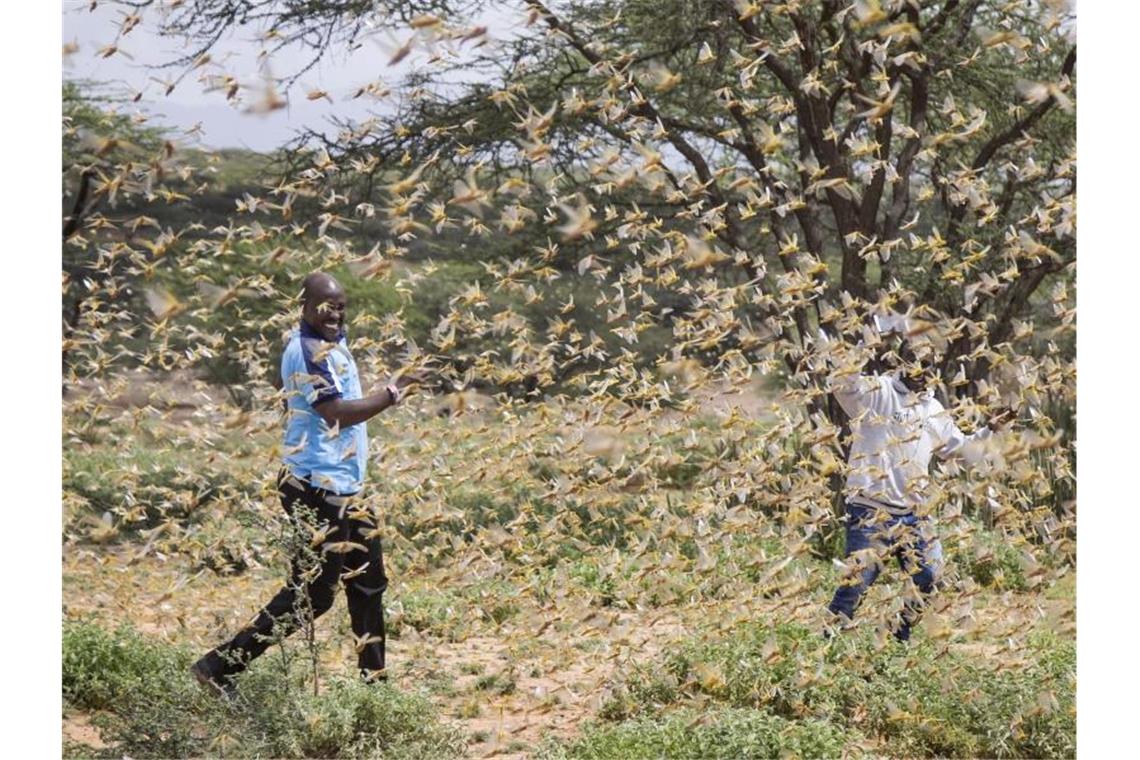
[117,0,1074,361]
[86,0,1075,534]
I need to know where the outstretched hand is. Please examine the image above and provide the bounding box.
[390,369,432,397]
[987,405,1017,432]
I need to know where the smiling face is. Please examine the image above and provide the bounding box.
[301,274,348,341]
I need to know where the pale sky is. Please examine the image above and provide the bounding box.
[62,0,521,152]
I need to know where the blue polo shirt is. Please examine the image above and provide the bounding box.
[280,321,368,495]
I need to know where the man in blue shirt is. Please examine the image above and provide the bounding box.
[191,272,411,695]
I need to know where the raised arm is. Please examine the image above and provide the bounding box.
[817,324,883,418]
[312,386,399,428]
[929,404,1011,465]
[289,338,414,428]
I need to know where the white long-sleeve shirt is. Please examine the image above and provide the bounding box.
[831,371,995,514]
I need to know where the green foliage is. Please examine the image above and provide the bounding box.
[964,532,1030,591]
[62,80,166,170]
[203,148,279,192]
[866,635,1075,759]
[448,488,525,533]
[542,707,850,760]
[64,446,258,531]
[388,578,521,642]
[63,621,191,711]
[595,620,1075,759]
[233,670,465,760]
[569,558,619,607]
[473,670,517,696]
[61,424,275,575]
[388,588,464,641]
[62,620,464,759]
[477,586,523,626]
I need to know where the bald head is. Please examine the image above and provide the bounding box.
[301,271,344,305]
[300,272,348,341]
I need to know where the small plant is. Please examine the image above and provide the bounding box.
[474,670,517,696]
[457,697,482,718]
[570,558,618,606]
[964,532,1030,591]
[388,589,463,641]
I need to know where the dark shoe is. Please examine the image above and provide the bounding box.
[892,615,916,643]
[191,654,236,701]
[362,667,388,684]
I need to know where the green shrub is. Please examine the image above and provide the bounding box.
[63,445,262,537]
[606,620,1075,759]
[473,671,517,696]
[390,488,530,553]
[653,458,703,488]
[385,578,521,642]
[542,707,850,760]
[478,587,522,626]
[450,489,523,533]
[863,633,1075,758]
[63,620,192,711]
[236,672,466,760]
[570,558,618,606]
[63,620,206,757]
[62,621,464,759]
[965,533,1030,591]
[650,622,859,721]
[389,588,465,641]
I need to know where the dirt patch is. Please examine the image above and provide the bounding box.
[62,711,109,752]
[394,609,688,758]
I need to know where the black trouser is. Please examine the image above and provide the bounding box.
[206,469,388,679]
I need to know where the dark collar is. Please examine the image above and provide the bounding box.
[299,320,346,342]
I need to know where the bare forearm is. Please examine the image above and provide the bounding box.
[315,390,394,427]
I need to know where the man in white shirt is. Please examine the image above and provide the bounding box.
[820,311,1011,641]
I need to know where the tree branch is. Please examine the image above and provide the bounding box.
[732,4,865,296]
[63,168,97,239]
[524,0,749,255]
[881,65,930,242]
[970,47,1075,172]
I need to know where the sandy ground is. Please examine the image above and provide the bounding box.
[61,536,1074,758]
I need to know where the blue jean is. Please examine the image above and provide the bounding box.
[827,502,938,641]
